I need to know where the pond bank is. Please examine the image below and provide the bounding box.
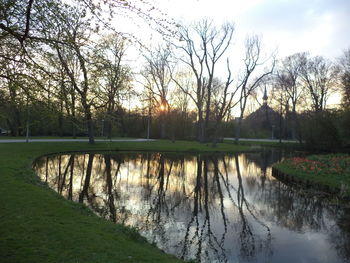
[0,140,252,263]
[272,154,350,200]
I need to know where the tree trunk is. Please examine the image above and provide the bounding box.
[197,110,206,143]
[58,102,64,137]
[160,112,166,139]
[235,117,242,144]
[104,115,112,139]
[86,115,95,144]
[83,102,94,144]
[211,121,221,148]
[71,118,76,139]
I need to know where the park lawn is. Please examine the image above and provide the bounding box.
[223,139,302,150]
[273,154,350,196]
[0,136,135,140]
[0,140,249,263]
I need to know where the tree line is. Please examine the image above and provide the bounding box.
[1,0,349,148]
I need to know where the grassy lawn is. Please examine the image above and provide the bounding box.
[0,140,249,263]
[0,136,134,140]
[223,139,302,148]
[273,154,350,196]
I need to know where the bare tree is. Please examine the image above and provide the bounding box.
[338,49,350,108]
[170,70,193,139]
[174,19,234,142]
[274,53,306,140]
[211,63,240,146]
[300,55,338,112]
[141,46,174,139]
[235,36,275,143]
[276,53,306,113]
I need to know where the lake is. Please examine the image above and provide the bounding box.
[33,151,350,263]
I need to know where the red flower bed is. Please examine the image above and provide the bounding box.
[286,155,350,176]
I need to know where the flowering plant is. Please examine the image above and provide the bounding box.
[285,155,350,176]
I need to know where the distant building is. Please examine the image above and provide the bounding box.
[243,88,282,138]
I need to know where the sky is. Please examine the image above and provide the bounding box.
[110,0,348,111]
[152,0,350,59]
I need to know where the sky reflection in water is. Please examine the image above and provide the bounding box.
[33,151,350,263]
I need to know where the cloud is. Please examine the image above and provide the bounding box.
[234,0,350,58]
[243,0,348,31]
[153,0,350,58]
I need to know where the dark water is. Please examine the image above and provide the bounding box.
[33,151,350,263]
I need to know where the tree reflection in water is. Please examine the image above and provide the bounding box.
[33,151,350,263]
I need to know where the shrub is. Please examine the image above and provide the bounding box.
[301,110,342,150]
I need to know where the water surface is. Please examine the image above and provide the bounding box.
[33,151,350,263]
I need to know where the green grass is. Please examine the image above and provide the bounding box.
[273,154,350,196]
[0,136,134,140]
[235,141,297,148]
[0,140,249,263]
[225,140,305,153]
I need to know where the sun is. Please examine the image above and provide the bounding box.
[159,104,166,111]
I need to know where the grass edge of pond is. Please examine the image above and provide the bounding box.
[272,154,350,200]
[1,140,254,263]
